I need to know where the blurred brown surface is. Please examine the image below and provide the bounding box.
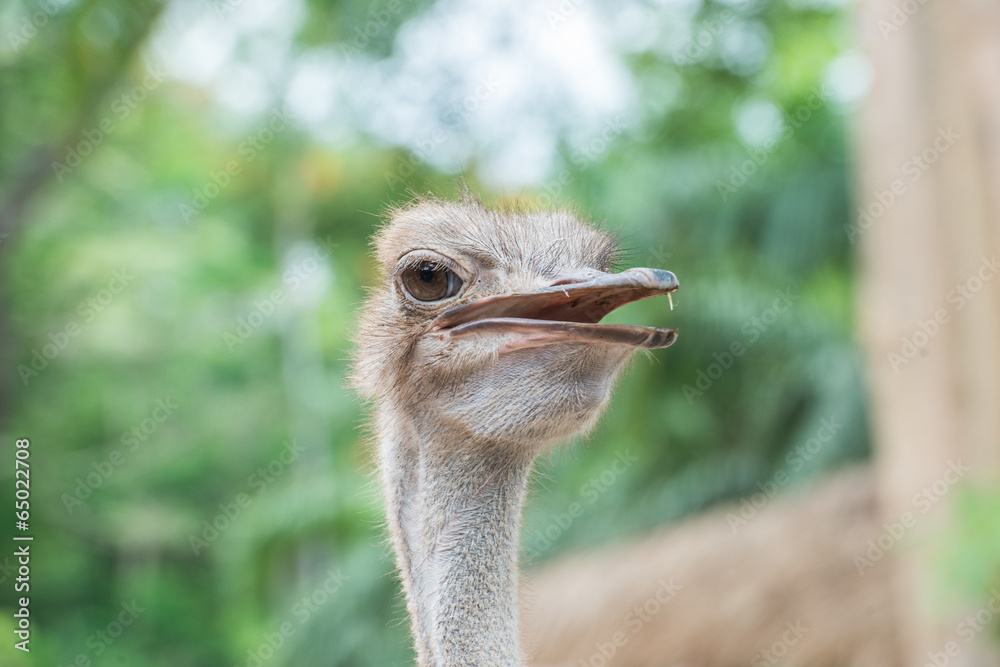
[522,467,899,667]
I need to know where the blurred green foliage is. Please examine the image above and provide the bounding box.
[934,486,1000,648]
[0,0,895,664]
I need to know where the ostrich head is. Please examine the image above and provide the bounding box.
[354,195,677,446]
[352,194,678,667]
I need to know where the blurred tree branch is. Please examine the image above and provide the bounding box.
[0,0,166,243]
[0,0,164,422]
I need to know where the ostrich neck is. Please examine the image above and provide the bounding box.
[378,415,533,667]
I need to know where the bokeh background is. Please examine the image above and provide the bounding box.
[0,0,998,665]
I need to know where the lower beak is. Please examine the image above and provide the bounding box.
[426,268,679,351]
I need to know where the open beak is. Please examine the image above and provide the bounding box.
[426,268,679,351]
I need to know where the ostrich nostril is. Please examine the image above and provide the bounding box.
[549,269,603,287]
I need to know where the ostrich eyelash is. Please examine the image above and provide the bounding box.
[397,253,462,276]
[401,259,442,272]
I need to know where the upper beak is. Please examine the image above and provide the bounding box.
[426,268,679,351]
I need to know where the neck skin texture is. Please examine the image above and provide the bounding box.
[378,413,533,667]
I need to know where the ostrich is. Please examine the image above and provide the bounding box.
[351,194,678,667]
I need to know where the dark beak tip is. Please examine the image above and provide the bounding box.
[657,328,679,348]
[650,268,679,291]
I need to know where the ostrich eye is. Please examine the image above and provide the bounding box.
[401,261,463,302]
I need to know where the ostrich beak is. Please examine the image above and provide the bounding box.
[427,268,679,351]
